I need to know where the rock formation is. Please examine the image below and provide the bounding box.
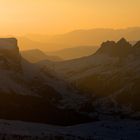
[0,38,21,71]
[96,38,132,57]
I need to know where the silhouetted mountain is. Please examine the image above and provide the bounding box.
[96,38,132,57]
[0,38,21,71]
[20,27,140,52]
[43,27,140,46]
[46,46,97,60]
[1,37,140,126]
[0,38,93,125]
[41,38,140,118]
[117,38,132,48]
[21,49,62,63]
[18,37,69,52]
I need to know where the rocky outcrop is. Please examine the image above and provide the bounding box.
[96,38,132,57]
[0,38,21,71]
[116,38,132,48]
[96,40,116,56]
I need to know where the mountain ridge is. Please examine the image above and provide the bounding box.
[0,38,94,125]
[21,49,62,63]
[40,38,140,117]
[19,27,140,52]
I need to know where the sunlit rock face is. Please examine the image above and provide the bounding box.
[0,38,21,71]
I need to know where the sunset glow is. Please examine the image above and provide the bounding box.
[0,0,140,35]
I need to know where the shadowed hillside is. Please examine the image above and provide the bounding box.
[21,49,62,63]
[46,46,97,60]
[40,38,140,118]
[0,38,94,125]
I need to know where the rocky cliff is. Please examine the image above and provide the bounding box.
[0,38,21,71]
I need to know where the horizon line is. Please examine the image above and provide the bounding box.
[0,26,140,37]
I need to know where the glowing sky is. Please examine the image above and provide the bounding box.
[0,0,140,35]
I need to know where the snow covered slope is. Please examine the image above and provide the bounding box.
[0,119,139,140]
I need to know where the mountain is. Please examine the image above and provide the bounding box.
[96,38,132,57]
[1,37,140,127]
[21,49,62,63]
[21,27,140,51]
[0,38,94,125]
[46,46,97,60]
[1,37,140,139]
[46,27,140,46]
[18,37,69,52]
[0,38,21,71]
[40,38,140,117]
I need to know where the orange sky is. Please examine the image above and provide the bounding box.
[0,0,140,35]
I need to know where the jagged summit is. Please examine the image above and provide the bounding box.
[116,38,132,48]
[101,40,116,48]
[96,38,132,57]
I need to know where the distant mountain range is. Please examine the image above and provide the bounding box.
[45,27,140,47]
[18,37,66,52]
[46,46,97,60]
[17,27,140,60]
[19,27,140,52]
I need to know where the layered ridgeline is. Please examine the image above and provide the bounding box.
[1,38,140,125]
[41,38,140,119]
[0,38,93,125]
[21,49,62,63]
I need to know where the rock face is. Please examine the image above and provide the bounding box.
[0,38,21,71]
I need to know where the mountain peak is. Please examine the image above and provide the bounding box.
[118,37,127,42]
[101,40,116,48]
[95,38,132,57]
[117,38,132,48]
